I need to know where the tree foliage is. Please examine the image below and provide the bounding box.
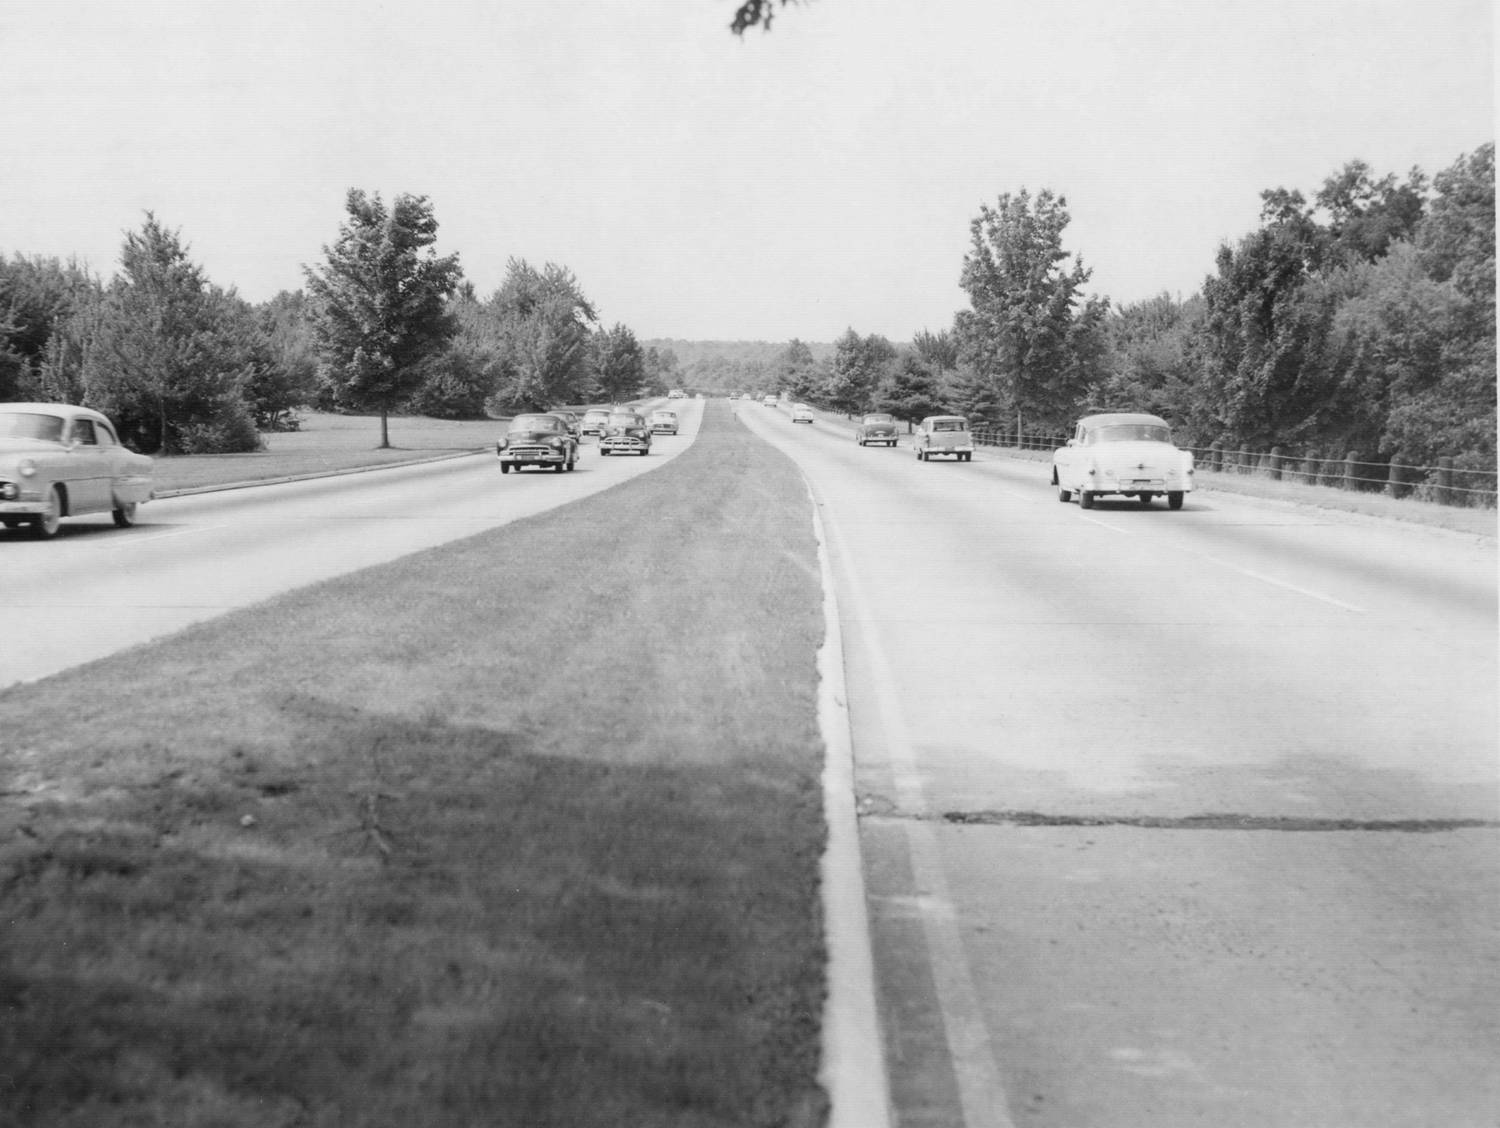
[482,259,597,413]
[592,322,646,403]
[304,190,462,445]
[956,189,1109,434]
[824,329,895,414]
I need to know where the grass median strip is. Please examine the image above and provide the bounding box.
[0,401,830,1127]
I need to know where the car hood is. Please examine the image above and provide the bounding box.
[0,438,64,459]
[505,430,565,442]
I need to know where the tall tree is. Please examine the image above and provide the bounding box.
[957,189,1106,435]
[873,354,946,424]
[485,259,597,413]
[824,329,895,414]
[304,190,462,447]
[592,322,646,403]
[773,338,819,399]
[86,215,260,453]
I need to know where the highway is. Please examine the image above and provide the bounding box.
[1,399,701,689]
[737,401,1498,1128]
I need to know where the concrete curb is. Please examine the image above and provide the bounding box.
[809,488,895,1128]
[150,448,488,499]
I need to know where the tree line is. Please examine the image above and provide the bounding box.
[0,190,680,452]
[772,144,1494,480]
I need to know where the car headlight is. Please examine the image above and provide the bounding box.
[18,458,36,478]
[547,436,564,448]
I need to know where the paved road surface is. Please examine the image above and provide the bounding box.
[2,400,701,689]
[738,402,1498,1128]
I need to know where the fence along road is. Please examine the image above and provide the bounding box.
[738,399,1498,1128]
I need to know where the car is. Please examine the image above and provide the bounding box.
[649,409,679,435]
[1052,412,1194,509]
[0,403,153,538]
[855,412,898,447]
[913,415,974,462]
[761,394,778,407]
[496,413,578,473]
[791,404,814,424]
[580,408,612,436]
[599,410,652,456]
[668,389,685,399]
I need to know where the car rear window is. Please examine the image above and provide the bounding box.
[931,420,967,432]
[1089,424,1171,444]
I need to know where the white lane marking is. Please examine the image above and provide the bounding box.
[809,493,895,1128]
[1079,512,1368,613]
[818,496,1018,1128]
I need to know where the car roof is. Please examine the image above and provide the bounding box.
[1078,412,1170,429]
[1,402,105,422]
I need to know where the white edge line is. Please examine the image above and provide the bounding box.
[810,490,896,1128]
[817,490,1019,1128]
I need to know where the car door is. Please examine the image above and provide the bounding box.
[64,418,110,513]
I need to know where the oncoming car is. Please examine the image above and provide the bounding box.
[496,413,578,473]
[599,410,652,456]
[649,409,679,435]
[791,404,814,424]
[913,415,974,462]
[854,413,898,447]
[1052,412,1194,509]
[580,408,611,436]
[0,403,153,537]
[761,394,778,407]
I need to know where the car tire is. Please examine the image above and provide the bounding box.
[553,461,564,472]
[1168,491,1185,510]
[31,486,63,538]
[500,462,511,473]
[1079,490,1096,509]
[1058,488,1072,502]
[112,502,138,527]
[600,448,610,456]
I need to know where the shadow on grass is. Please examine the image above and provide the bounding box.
[1,697,826,1128]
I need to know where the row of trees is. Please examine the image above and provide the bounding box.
[1,191,677,452]
[772,144,1494,475]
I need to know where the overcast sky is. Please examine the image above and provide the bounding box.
[0,0,1491,342]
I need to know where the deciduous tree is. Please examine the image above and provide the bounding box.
[304,190,462,447]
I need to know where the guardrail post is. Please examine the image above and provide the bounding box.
[1437,456,1455,506]
[1343,452,1359,491]
[1269,446,1283,481]
[1208,441,1222,472]
[1301,449,1318,485]
[1385,455,1407,498]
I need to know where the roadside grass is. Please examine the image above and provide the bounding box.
[0,401,830,1127]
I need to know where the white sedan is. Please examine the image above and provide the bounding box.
[791,404,815,424]
[0,403,154,537]
[1052,412,1194,509]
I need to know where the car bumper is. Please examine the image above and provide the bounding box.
[499,449,569,465]
[600,438,649,453]
[651,426,677,434]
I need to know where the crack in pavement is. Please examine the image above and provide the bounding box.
[859,802,1498,833]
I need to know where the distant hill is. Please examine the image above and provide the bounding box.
[643,339,835,395]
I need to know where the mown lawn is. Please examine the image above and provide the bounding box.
[0,400,830,1127]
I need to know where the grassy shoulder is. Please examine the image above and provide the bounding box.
[0,401,829,1127]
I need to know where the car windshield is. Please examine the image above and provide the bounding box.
[863,415,893,424]
[931,420,967,432]
[609,414,642,425]
[0,411,66,442]
[511,415,562,433]
[1088,423,1172,444]
[652,412,675,420]
[583,410,609,420]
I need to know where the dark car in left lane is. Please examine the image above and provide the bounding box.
[0,403,153,538]
[599,410,653,456]
[496,413,578,473]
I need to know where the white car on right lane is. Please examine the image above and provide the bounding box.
[1052,412,1194,509]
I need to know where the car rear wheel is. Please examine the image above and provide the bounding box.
[1168,491,1185,510]
[31,486,63,538]
[1079,490,1096,509]
[112,502,139,527]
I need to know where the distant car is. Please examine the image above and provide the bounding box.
[496,413,578,473]
[649,409,679,435]
[0,403,154,537]
[599,410,652,456]
[855,413,898,447]
[1052,412,1194,509]
[913,415,974,462]
[580,408,611,436]
[761,394,778,407]
[668,389,685,399]
[791,404,814,424]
